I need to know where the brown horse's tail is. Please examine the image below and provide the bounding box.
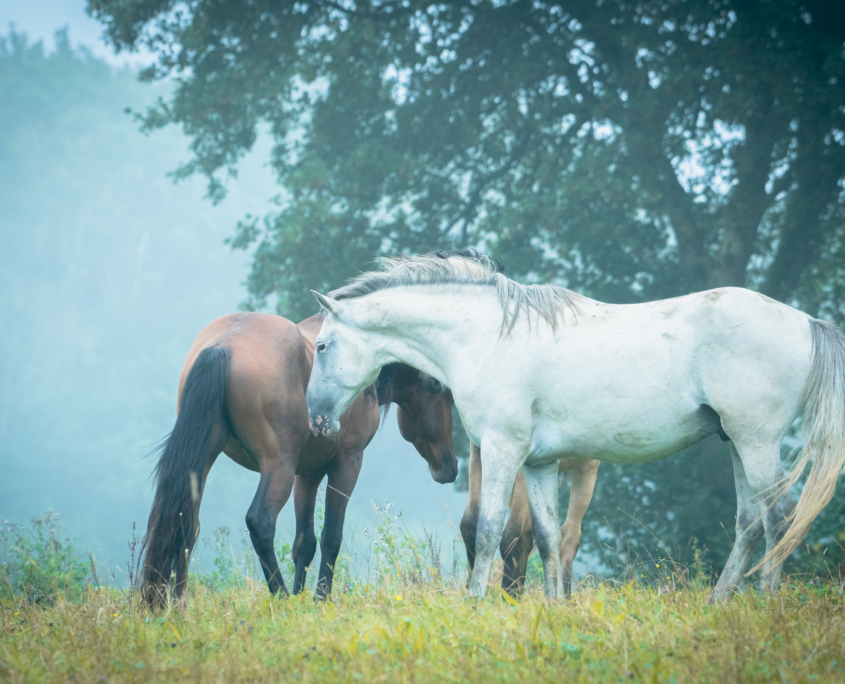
[140,346,230,608]
[752,318,845,573]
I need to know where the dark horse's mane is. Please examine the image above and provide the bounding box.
[374,363,418,419]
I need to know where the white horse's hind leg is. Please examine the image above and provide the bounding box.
[711,445,764,602]
[728,438,795,595]
[469,441,524,598]
[523,461,564,599]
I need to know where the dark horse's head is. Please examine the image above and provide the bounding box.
[377,364,458,484]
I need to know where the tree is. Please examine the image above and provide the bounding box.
[88,0,845,317]
[87,0,845,572]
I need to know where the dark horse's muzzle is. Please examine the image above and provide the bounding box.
[430,451,459,484]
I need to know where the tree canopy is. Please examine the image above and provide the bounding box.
[88,0,845,319]
[87,0,845,573]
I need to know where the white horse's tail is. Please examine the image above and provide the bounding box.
[754,318,845,572]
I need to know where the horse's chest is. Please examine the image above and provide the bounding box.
[296,439,340,474]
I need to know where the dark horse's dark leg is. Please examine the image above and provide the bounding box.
[499,468,534,597]
[499,505,534,598]
[315,450,363,600]
[460,504,478,577]
[291,474,322,594]
[246,464,296,597]
[459,443,482,583]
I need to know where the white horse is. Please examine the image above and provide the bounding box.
[305,253,845,600]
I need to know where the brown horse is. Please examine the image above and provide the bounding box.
[460,443,599,597]
[141,312,456,606]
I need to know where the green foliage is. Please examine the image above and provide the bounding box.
[365,501,455,587]
[88,0,845,320]
[192,527,261,592]
[0,513,90,604]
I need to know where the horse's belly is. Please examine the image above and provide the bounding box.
[527,403,720,465]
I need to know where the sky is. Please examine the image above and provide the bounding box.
[0,0,153,67]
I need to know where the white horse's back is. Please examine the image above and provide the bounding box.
[473,287,813,466]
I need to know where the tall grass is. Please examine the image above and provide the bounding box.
[1,509,843,683]
[0,513,90,604]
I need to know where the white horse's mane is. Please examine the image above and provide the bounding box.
[329,252,580,333]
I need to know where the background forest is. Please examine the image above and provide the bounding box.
[2,0,844,582]
[0,25,467,580]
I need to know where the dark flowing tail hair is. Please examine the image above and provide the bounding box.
[140,346,230,608]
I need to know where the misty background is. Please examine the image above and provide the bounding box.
[2,0,843,588]
[0,2,470,582]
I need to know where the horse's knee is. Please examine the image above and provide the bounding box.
[245,510,275,553]
[292,529,317,567]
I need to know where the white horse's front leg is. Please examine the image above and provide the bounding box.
[523,461,564,599]
[469,441,524,598]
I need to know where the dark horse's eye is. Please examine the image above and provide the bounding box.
[316,341,328,353]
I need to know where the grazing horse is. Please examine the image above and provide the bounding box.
[305,252,845,601]
[460,443,599,597]
[141,312,457,607]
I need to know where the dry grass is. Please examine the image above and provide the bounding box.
[2,576,844,683]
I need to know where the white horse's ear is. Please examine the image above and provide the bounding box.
[312,290,343,317]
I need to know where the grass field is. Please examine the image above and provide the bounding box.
[2,578,844,683]
[2,515,844,682]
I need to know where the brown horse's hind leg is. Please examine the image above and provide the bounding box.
[246,464,296,597]
[559,459,599,597]
[292,473,322,594]
[500,470,534,597]
[315,450,364,600]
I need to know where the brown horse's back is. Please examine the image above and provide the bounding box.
[178,313,314,472]
[180,313,310,399]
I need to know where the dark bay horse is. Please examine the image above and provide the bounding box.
[141,312,457,607]
[460,443,599,598]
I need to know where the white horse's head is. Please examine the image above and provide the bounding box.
[306,291,382,437]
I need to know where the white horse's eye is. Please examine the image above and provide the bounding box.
[316,340,329,353]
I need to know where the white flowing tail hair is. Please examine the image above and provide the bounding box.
[752,318,845,572]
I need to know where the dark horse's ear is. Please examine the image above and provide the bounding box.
[419,371,446,394]
[311,290,343,317]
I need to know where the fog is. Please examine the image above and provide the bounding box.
[0,9,469,583]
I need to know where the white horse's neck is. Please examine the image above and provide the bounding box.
[349,285,502,387]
